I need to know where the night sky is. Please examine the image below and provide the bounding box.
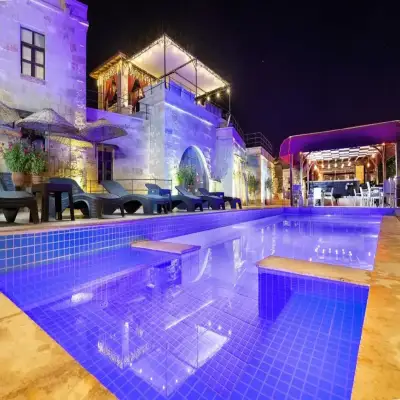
[81,1,400,155]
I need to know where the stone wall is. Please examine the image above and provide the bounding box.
[163,89,219,188]
[86,107,152,192]
[0,0,88,126]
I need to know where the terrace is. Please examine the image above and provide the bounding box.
[280,120,400,208]
[88,35,241,135]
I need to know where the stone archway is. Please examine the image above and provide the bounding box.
[179,146,210,191]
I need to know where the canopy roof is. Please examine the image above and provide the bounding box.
[280,120,399,163]
[129,35,228,95]
[306,145,379,161]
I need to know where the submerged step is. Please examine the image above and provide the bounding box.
[131,240,200,254]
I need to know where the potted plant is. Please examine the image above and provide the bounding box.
[264,177,273,205]
[176,165,196,192]
[0,141,30,188]
[29,146,48,184]
[248,174,260,204]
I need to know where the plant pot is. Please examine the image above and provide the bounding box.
[24,173,32,188]
[11,172,25,189]
[32,174,46,185]
[187,184,194,194]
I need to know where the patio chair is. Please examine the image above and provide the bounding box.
[0,175,39,223]
[176,185,224,210]
[48,178,125,219]
[353,188,362,206]
[312,187,323,206]
[145,183,203,212]
[198,188,241,209]
[323,187,334,206]
[102,180,169,215]
[367,182,383,207]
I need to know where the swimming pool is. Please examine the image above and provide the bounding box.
[0,212,375,399]
[167,214,382,270]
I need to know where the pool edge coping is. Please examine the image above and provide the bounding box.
[258,216,400,399]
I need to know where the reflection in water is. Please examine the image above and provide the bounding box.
[0,215,374,399]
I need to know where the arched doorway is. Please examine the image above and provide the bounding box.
[179,146,209,191]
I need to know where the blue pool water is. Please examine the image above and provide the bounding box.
[0,214,372,399]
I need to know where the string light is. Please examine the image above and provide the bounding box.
[216,92,220,98]
[207,95,210,101]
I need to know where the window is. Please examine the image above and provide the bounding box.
[21,27,45,79]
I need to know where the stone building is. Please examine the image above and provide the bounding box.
[0,1,273,201]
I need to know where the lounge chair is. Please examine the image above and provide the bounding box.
[176,185,225,210]
[48,178,125,219]
[146,183,203,212]
[101,180,169,215]
[198,188,242,209]
[0,174,39,223]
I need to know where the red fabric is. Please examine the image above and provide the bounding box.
[103,74,117,109]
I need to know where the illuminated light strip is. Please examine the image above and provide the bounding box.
[165,102,214,126]
[29,0,60,12]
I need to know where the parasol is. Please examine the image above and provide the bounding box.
[15,108,78,135]
[0,101,20,126]
[15,108,78,175]
[79,118,127,143]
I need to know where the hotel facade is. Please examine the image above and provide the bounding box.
[0,0,274,202]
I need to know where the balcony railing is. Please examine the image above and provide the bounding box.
[87,79,245,140]
[245,132,273,154]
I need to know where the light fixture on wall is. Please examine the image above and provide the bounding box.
[216,92,220,98]
[207,96,210,101]
[334,161,338,168]
[367,162,371,168]
[227,87,230,94]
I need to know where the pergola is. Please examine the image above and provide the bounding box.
[90,34,231,114]
[129,34,230,99]
[279,120,400,206]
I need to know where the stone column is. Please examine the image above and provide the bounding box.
[396,140,400,207]
[289,154,294,206]
[120,62,130,114]
[97,78,103,110]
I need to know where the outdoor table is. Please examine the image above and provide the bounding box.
[32,182,75,222]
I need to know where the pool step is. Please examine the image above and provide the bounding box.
[131,239,200,255]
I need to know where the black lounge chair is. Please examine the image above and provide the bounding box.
[146,183,203,212]
[0,173,39,224]
[198,188,242,209]
[48,178,125,219]
[101,180,169,215]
